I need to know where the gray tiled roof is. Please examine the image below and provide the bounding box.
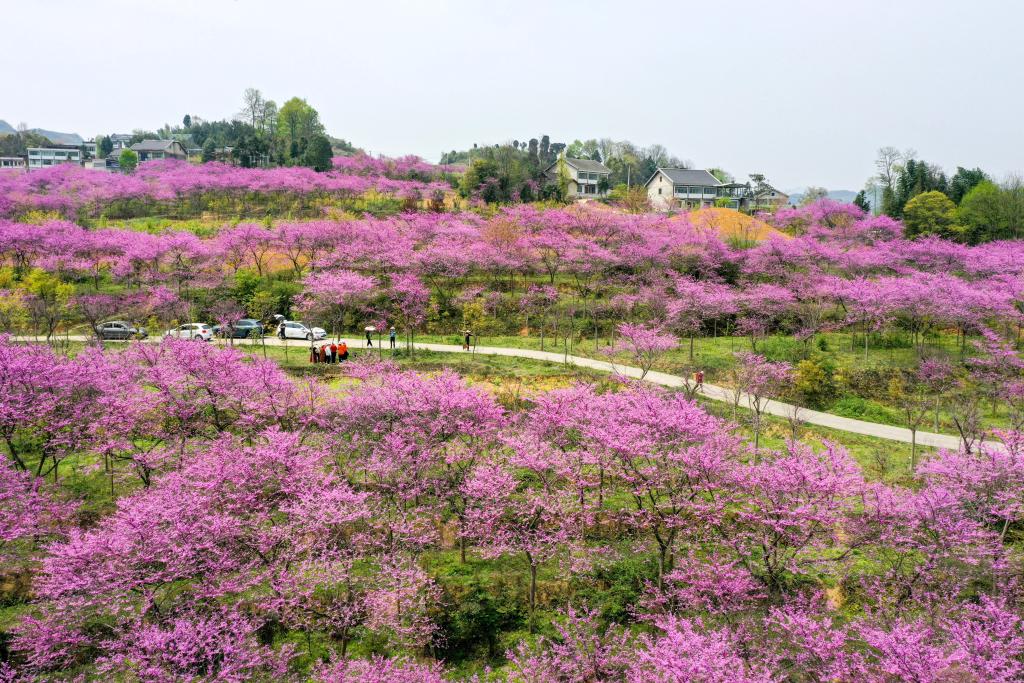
[563,157,610,174]
[648,168,723,186]
[130,139,179,152]
[544,157,611,175]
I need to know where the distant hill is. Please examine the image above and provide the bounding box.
[0,120,83,145]
[30,128,83,145]
[786,188,858,205]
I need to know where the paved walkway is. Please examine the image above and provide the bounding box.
[23,334,970,451]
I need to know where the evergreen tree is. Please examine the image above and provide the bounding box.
[853,190,871,213]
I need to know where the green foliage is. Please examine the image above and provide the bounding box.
[277,97,324,162]
[201,139,216,163]
[96,135,113,158]
[117,149,138,173]
[853,190,870,213]
[830,396,902,425]
[302,134,333,172]
[902,191,961,239]
[793,358,838,409]
[756,335,807,364]
[959,179,1024,243]
[885,158,950,217]
[947,166,987,204]
[434,575,523,663]
[572,553,657,623]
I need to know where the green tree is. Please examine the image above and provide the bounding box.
[948,166,987,204]
[277,97,324,163]
[903,191,961,239]
[201,139,217,163]
[853,190,871,213]
[182,114,192,129]
[97,135,113,157]
[303,134,334,172]
[957,179,1024,242]
[800,186,828,205]
[118,149,138,173]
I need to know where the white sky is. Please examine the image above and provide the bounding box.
[5,0,1022,190]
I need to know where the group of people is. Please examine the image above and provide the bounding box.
[310,340,349,364]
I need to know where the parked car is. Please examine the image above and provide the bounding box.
[276,321,326,341]
[213,318,265,339]
[163,323,214,341]
[96,321,147,340]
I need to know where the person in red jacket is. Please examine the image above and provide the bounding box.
[695,370,704,391]
[329,342,338,364]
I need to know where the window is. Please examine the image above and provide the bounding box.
[658,188,662,195]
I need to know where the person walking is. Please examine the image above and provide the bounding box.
[463,329,472,351]
[330,342,338,364]
[366,329,373,347]
[696,369,704,391]
[389,326,396,349]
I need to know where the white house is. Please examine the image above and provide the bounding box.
[0,156,26,170]
[27,146,82,170]
[645,168,726,210]
[543,157,612,198]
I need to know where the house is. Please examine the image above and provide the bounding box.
[0,156,26,170]
[645,168,791,211]
[543,157,612,198]
[645,168,727,210]
[110,134,132,150]
[749,185,789,210]
[27,145,82,170]
[129,139,188,161]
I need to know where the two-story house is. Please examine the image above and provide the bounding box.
[543,157,612,199]
[110,134,133,150]
[645,168,726,210]
[130,139,188,162]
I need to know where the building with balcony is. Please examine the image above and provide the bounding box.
[644,168,791,211]
[543,157,612,198]
[645,168,727,210]
[27,146,82,169]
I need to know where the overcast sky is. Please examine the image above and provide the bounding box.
[6,0,1022,190]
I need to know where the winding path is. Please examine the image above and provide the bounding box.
[22,334,970,451]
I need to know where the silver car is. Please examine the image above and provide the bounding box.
[277,321,327,341]
[163,323,214,341]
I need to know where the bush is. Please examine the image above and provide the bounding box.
[572,553,657,624]
[793,358,837,409]
[434,576,524,664]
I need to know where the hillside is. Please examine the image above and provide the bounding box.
[0,120,14,134]
[684,206,789,241]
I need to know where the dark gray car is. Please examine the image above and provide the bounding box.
[96,321,147,340]
[213,318,265,339]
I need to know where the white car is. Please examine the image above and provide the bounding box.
[163,323,214,341]
[277,321,327,341]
